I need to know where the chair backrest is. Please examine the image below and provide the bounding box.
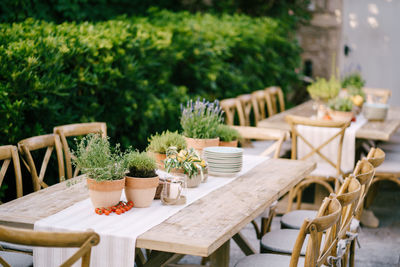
[236,94,253,126]
[290,196,342,267]
[18,134,65,192]
[251,90,267,125]
[220,98,239,126]
[285,115,350,176]
[363,88,391,104]
[0,225,99,267]
[0,146,23,199]
[265,86,285,116]
[54,122,107,179]
[231,126,289,158]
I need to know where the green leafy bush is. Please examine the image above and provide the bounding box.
[72,134,126,181]
[125,151,157,178]
[307,76,341,102]
[216,124,241,142]
[147,131,186,154]
[0,11,302,151]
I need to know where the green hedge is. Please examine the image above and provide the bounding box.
[0,10,302,152]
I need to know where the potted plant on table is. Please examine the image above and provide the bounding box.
[307,76,341,103]
[124,151,159,208]
[72,134,126,208]
[180,99,224,154]
[216,124,241,147]
[328,97,354,122]
[147,131,187,169]
[164,147,207,188]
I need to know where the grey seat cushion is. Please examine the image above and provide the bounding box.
[0,241,33,253]
[0,251,33,267]
[235,253,304,267]
[281,210,318,229]
[260,229,308,255]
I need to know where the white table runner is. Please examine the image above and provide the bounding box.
[34,155,267,267]
[297,115,367,176]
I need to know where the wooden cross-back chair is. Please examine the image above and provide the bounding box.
[285,115,351,212]
[251,90,267,125]
[0,225,99,267]
[265,86,285,117]
[363,88,391,104]
[18,134,65,192]
[0,146,23,200]
[54,122,107,180]
[235,196,342,267]
[220,98,239,126]
[236,94,253,126]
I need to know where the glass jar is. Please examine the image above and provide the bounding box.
[160,177,187,205]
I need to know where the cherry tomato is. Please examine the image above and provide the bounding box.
[104,210,110,216]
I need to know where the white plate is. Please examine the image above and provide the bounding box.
[209,170,241,177]
[204,146,244,154]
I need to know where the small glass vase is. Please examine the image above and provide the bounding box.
[160,177,187,205]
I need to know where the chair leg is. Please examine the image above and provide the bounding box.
[349,240,355,267]
[250,220,261,239]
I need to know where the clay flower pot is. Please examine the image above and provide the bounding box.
[328,110,354,122]
[219,140,238,147]
[125,176,159,208]
[184,137,219,154]
[148,152,167,170]
[86,178,125,208]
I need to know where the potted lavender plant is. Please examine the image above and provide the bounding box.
[180,99,224,153]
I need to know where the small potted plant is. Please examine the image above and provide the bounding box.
[180,99,224,153]
[328,97,354,122]
[307,76,341,103]
[72,134,126,208]
[124,151,159,208]
[164,147,207,188]
[147,131,187,169]
[216,124,241,147]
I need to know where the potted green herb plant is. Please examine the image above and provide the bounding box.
[307,76,341,103]
[164,147,207,188]
[180,99,224,153]
[328,97,354,122]
[147,131,187,169]
[124,151,159,208]
[72,134,126,208]
[216,124,241,147]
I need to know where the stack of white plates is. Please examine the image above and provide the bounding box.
[203,146,243,176]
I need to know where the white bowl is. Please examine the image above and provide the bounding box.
[363,103,389,121]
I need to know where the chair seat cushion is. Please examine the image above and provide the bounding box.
[0,241,33,253]
[260,229,307,255]
[235,253,304,267]
[281,210,318,229]
[0,251,33,267]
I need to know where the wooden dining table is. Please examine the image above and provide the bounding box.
[257,100,400,141]
[0,158,315,267]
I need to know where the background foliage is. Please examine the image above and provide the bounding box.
[0,10,302,151]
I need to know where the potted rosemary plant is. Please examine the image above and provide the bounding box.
[216,124,241,147]
[147,131,187,169]
[180,99,224,153]
[328,97,354,122]
[164,147,207,188]
[124,151,159,208]
[72,134,126,208]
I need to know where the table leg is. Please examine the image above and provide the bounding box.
[210,240,230,267]
[233,233,256,255]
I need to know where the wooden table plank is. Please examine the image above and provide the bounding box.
[257,100,400,141]
[136,159,316,257]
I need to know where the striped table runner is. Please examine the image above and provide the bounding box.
[34,155,267,267]
[297,115,367,176]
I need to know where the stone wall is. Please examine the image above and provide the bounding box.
[298,0,343,79]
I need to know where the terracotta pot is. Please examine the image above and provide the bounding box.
[219,140,238,147]
[184,137,219,154]
[148,152,167,170]
[86,178,125,208]
[125,176,159,208]
[328,110,354,122]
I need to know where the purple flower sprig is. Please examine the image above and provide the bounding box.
[180,98,224,139]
